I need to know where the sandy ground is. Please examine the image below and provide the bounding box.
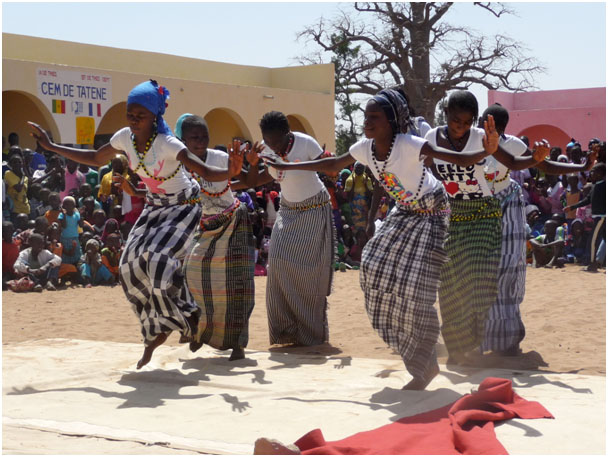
[2,264,605,376]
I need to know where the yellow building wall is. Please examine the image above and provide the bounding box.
[2,33,335,152]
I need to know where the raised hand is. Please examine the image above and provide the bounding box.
[532,139,550,162]
[481,114,499,155]
[28,122,53,150]
[112,173,137,196]
[227,139,245,178]
[246,141,264,167]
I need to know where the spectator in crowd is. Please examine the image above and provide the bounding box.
[44,192,62,226]
[97,154,128,214]
[58,196,83,267]
[4,152,30,221]
[33,155,65,194]
[530,219,566,268]
[46,221,81,287]
[79,163,99,188]
[60,159,85,200]
[78,238,114,287]
[344,161,373,232]
[100,232,122,284]
[565,162,605,272]
[13,233,61,292]
[2,221,19,290]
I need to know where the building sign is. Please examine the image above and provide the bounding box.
[36,68,112,145]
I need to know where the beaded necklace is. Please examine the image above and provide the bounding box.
[190,170,230,197]
[275,133,295,183]
[131,131,182,182]
[444,126,468,151]
[371,135,427,207]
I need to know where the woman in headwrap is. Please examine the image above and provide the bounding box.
[28,79,244,369]
[263,89,499,389]
[175,113,255,361]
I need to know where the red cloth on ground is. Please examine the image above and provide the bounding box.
[294,377,553,455]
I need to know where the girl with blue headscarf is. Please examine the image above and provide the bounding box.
[28,79,245,369]
[262,88,499,390]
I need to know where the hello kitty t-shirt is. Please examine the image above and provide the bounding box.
[349,133,438,204]
[425,127,493,200]
[110,127,193,195]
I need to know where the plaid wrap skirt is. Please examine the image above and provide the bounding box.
[360,185,449,379]
[439,196,502,356]
[482,180,527,351]
[184,200,255,350]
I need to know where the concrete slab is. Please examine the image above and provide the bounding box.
[2,339,605,454]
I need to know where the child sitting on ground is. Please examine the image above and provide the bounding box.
[78,238,114,287]
[529,219,566,268]
[101,233,122,284]
[91,209,106,240]
[47,222,81,287]
[12,233,61,292]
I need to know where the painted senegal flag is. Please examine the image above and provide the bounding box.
[52,99,66,114]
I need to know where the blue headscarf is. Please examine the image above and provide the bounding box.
[175,113,194,140]
[127,80,172,135]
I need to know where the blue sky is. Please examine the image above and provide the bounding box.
[2,2,606,113]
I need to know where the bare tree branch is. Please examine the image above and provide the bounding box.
[297,1,543,133]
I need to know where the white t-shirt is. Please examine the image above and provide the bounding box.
[409,116,432,138]
[266,132,325,202]
[192,148,235,215]
[349,134,438,204]
[426,127,493,200]
[484,134,528,194]
[110,127,193,195]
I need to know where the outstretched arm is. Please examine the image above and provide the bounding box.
[265,151,356,173]
[177,139,244,182]
[29,121,119,167]
[493,140,550,171]
[537,146,598,175]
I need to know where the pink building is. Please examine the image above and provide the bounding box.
[488,87,606,150]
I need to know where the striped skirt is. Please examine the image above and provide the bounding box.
[184,200,255,350]
[119,187,202,346]
[266,190,335,346]
[360,185,449,379]
[439,196,502,356]
[482,181,527,351]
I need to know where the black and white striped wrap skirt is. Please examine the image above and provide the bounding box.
[482,180,527,351]
[266,189,335,346]
[360,184,449,379]
[119,185,202,346]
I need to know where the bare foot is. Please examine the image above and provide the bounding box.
[137,333,168,369]
[402,362,440,391]
[446,352,469,366]
[189,339,204,353]
[254,438,301,455]
[229,347,245,361]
